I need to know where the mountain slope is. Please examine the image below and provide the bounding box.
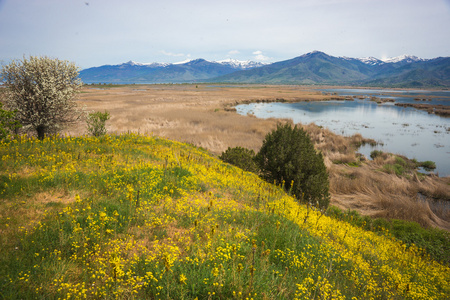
[364,57,450,87]
[79,59,266,83]
[214,51,377,84]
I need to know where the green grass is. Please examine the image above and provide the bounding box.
[373,151,437,177]
[419,160,437,171]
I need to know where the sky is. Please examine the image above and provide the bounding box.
[1,0,450,69]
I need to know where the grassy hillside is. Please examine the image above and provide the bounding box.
[0,134,449,299]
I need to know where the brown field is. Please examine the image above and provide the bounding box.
[72,84,450,230]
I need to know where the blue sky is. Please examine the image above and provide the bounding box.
[1,0,449,69]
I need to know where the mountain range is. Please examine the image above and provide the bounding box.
[79,51,450,88]
[79,58,268,84]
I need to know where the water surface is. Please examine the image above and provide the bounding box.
[236,89,450,176]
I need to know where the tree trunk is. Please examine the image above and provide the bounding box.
[36,125,46,140]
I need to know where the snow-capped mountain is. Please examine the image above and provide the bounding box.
[173,59,194,65]
[352,55,427,66]
[326,53,428,66]
[120,61,170,68]
[356,57,385,66]
[216,58,269,69]
[79,51,449,87]
[381,54,426,64]
[79,58,266,84]
[213,51,449,87]
[120,58,268,69]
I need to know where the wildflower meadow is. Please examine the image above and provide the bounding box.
[0,133,449,299]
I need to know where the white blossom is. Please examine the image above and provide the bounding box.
[1,56,83,139]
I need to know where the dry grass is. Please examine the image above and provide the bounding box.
[69,84,450,230]
[328,148,450,230]
[70,84,326,153]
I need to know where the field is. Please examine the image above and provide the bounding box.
[73,84,450,230]
[1,84,449,299]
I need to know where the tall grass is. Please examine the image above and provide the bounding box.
[0,133,449,299]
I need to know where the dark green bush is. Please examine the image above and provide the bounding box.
[219,146,259,173]
[255,123,330,209]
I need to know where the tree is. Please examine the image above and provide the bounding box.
[1,56,82,139]
[255,123,330,209]
[219,146,259,173]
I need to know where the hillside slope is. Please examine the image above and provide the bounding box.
[364,56,450,87]
[0,134,449,299]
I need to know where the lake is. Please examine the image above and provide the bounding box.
[236,88,450,177]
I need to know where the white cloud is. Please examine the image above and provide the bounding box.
[253,50,270,61]
[160,50,186,57]
[228,50,240,55]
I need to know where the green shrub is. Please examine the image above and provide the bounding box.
[219,146,259,173]
[370,150,383,159]
[395,156,406,166]
[86,110,110,137]
[419,160,436,171]
[379,155,436,177]
[0,103,21,140]
[383,163,405,176]
[255,123,330,209]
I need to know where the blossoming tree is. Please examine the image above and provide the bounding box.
[1,56,82,139]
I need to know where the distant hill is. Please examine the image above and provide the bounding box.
[79,52,450,87]
[79,59,267,84]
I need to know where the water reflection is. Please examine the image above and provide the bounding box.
[236,96,450,177]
